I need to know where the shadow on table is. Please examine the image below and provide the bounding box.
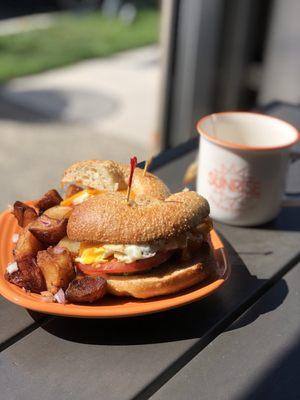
[237,334,300,400]
[251,206,300,232]
[29,236,288,346]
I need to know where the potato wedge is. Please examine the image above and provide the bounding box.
[35,189,62,213]
[66,276,107,303]
[37,247,75,293]
[13,201,38,228]
[58,236,80,257]
[65,184,82,198]
[43,205,72,220]
[29,216,67,245]
[5,256,46,293]
[14,227,43,261]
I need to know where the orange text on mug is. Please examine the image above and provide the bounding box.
[207,164,261,212]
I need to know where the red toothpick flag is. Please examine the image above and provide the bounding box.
[126,156,137,202]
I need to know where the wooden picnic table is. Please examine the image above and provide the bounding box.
[0,102,299,400]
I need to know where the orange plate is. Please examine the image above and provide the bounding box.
[0,210,231,318]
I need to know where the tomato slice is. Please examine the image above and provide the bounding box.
[76,251,172,276]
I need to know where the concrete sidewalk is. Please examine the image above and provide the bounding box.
[0,46,160,208]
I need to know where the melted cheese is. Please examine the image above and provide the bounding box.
[61,188,134,207]
[60,189,101,206]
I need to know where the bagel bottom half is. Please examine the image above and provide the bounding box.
[106,245,213,299]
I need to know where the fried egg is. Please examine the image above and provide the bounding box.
[76,243,156,264]
[75,220,212,265]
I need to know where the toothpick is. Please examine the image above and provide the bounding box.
[143,157,153,176]
[126,156,137,202]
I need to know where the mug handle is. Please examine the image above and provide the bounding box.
[183,160,198,184]
[282,150,300,206]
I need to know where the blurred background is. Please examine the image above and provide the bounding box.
[0,0,299,207]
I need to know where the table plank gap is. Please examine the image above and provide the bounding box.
[0,315,53,353]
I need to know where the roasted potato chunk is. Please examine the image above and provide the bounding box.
[29,216,67,245]
[14,226,43,261]
[5,256,46,293]
[35,189,62,213]
[37,247,75,293]
[65,184,82,198]
[13,201,38,228]
[58,236,80,257]
[43,205,72,220]
[65,276,107,303]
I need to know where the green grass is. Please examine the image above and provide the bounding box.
[0,10,159,82]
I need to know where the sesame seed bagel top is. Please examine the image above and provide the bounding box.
[120,164,170,200]
[67,191,210,244]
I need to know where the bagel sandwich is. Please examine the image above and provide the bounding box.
[5,159,174,302]
[64,190,213,299]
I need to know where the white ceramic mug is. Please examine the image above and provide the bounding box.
[196,112,300,226]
